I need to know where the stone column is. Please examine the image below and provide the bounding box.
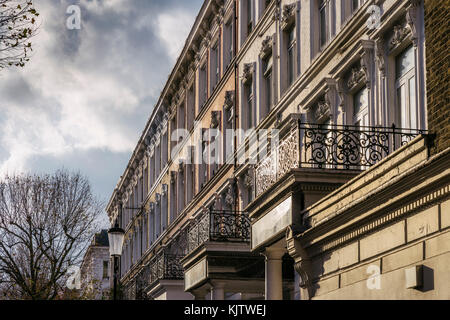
[264,247,285,300]
[211,282,225,300]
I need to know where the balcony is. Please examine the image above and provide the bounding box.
[187,209,251,254]
[183,209,264,295]
[255,115,427,197]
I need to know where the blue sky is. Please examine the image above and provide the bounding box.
[0,0,203,227]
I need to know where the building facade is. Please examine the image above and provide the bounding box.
[80,230,111,300]
[106,0,449,300]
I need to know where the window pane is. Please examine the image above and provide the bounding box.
[288,48,294,85]
[396,45,415,79]
[320,6,327,46]
[353,87,368,116]
[409,77,417,129]
[398,85,407,128]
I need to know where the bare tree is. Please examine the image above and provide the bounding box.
[0,0,39,69]
[0,170,104,300]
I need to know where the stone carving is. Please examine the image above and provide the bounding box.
[255,152,276,197]
[375,37,386,76]
[347,66,366,90]
[170,171,176,184]
[224,91,234,123]
[389,24,410,51]
[225,185,235,206]
[242,63,254,84]
[281,3,296,28]
[406,0,420,47]
[162,184,168,197]
[315,99,331,122]
[211,111,221,128]
[277,132,299,179]
[243,167,254,190]
[260,35,273,58]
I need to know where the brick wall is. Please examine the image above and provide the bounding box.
[424,0,450,155]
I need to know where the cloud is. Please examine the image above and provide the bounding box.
[0,0,203,209]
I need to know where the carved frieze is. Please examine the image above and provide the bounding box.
[389,24,410,51]
[347,66,366,91]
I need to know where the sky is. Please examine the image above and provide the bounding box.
[0,0,203,227]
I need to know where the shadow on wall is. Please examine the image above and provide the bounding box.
[420,265,434,293]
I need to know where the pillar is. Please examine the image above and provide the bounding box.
[211,282,225,300]
[264,247,285,300]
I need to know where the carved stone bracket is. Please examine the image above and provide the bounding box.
[360,40,375,90]
[225,184,235,207]
[242,63,254,84]
[286,227,314,300]
[347,66,366,91]
[406,0,421,47]
[170,171,177,184]
[243,166,254,190]
[211,111,221,129]
[281,3,296,30]
[389,23,411,51]
[375,37,386,77]
[162,184,168,197]
[224,91,235,123]
[260,35,273,59]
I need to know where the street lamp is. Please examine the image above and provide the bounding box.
[108,223,125,301]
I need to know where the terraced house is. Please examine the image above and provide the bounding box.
[106,0,449,300]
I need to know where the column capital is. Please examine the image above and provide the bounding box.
[263,247,286,260]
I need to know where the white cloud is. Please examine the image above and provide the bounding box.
[156,10,196,61]
[0,0,202,199]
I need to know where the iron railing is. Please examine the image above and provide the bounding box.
[187,210,251,254]
[146,253,184,288]
[255,120,427,197]
[301,123,426,169]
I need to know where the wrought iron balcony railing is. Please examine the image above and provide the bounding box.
[187,210,251,254]
[147,253,184,286]
[255,118,427,197]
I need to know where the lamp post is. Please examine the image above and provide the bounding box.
[108,222,125,301]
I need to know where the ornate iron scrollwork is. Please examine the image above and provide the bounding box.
[187,210,250,254]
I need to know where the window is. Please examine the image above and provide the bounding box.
[187,85,195,130]
[353,87,369,127]
[396,45,417,129]
[263,0,272,12]
[245,82,254,129]
[319,0,329,47]
[103,261,109,279]
[247,0,254,36]
[352,0,365,13]
[287,27,296,87]
[210,43,220,91]
[263,55,273,115]
[199,64,208,108]
[224,20,234,68]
